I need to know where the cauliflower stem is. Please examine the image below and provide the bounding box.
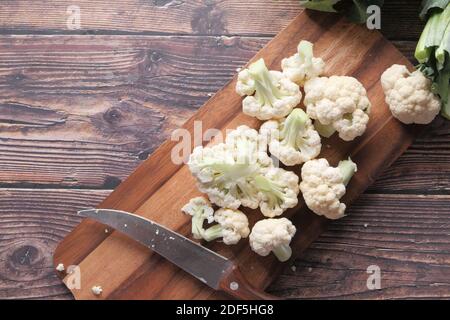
[314,120,336,138]
[254,175,287,210]
[202,224,223,242]
[272,244,293,262]
[338,158,358,186]
[281,108,309,147]
[249,59,283,107]
[415,3,450,119]
[182,197,214,240]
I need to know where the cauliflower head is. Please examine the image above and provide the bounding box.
[203,208,250,245]
[188,126,300,216]
[281,40,325,86]
[300,158,357,220]
[260,108,321,166]
[254,167,299,218]
[381,64,441,124]
[181,197,214,239]
[249,217,296,262]
[304,76,371,141]
[188,126,269,210]
[236,58,302,120]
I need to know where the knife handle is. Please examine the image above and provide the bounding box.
[219,264,280,300]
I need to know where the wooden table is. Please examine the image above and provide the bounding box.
[0,0,449,300]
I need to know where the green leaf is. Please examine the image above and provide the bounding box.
[420,0,450,20]
[347,0,384,24]
[299,0,341,13]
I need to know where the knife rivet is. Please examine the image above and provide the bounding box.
[230,282,239,291]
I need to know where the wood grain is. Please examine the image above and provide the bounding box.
[0,188,110,300]
[268,194,450,299]
[52,12,419,300]
[1,0,449,300]
[0,0,424,38]
[0,36,266,188]
[0,0,300,36]
[2,190,448,299]
[0,36,446,192]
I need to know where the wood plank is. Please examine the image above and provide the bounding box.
[0,0,424,40]
[268,194,450,299]
[52,12,419,300]
[1,36,445,194]
[370,117,450,194]
[0,188,110,300]
[2,190,449,299]
[0,35,266,187]
[0,0,301,36]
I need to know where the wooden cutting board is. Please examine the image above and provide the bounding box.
[54,11,418,299]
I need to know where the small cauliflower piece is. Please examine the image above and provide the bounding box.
[188,125,301,216]
[249,218,296,262]
[203,208,250,245]
[225,124,272,169]
[56,263,65,272]
[260,108,321,166]
[381,64,441,124]
[182,197,214,240]
[304,76,371,141]
[300,158,357,220]
[236,58,302,120]
[281,40,325,86]
[91,286,103,296]
[188,126,271,210]
[254,167,300,218]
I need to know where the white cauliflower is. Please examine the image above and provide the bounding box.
[304,76,371,141]
[249,218,296,262]
[260,108,321,166]
[300,158,357,220]
[188,126,270,210]
[182,197,214,239]
[254,167,299,218]
[188,125,300,216]
[236,58,302,120]
[203,208,250,245]
[381,64,441,124]
[281,40,325,86]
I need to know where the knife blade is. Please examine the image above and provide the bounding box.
[78,208,276,300]
[78,208,233,290]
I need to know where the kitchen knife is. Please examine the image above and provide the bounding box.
[78,208,277,300]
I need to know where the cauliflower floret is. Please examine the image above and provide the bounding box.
[182,197,214,239]
[253,167,299,218]
[203,208,250,245]
[249,218,296,262]
[381,64,441,124]
[304,76,371,141]
[300,158,357,220]
[188,125,301,217]
[236,58,302,120]
[188,126,270,210]
[281,40,325,86]
[225,125,272,168]
[260,108,321,166]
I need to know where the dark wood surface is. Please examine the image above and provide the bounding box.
[0,0,449,299]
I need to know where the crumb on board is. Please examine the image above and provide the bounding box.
[291,265,296,272]
[364,223,369,228]
[91,286,103,296]
[308,267,312,272]
[56,263,65,272]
